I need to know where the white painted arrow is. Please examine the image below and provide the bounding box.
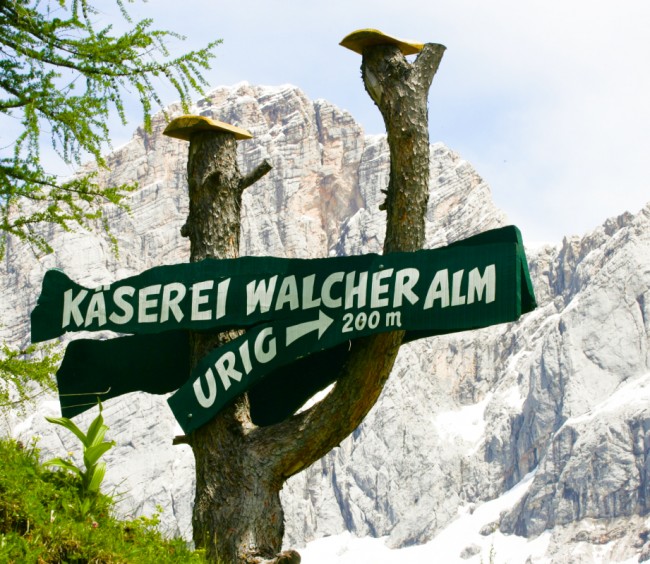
[286,310,334,346]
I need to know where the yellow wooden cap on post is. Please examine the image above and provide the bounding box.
[163,115,253,141]
[339,29,425,56]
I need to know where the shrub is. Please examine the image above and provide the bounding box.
[0,438,205,563]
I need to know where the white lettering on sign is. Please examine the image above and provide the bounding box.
[423,265,496,310]
[275,276,299,311]
[160,283,186,323]
[302,274,321,310]
[194,369,217,408]
[55,263,497,333]
[139,284,162,323]
[393,268,419,307]
[109,286,135,324]
[215,278,230,320]
[273,275,327,311]
[192,327,278,408]
[247,276,278,315]
[191,280,214,321]
[239,340,253,374]
[254,327,277,363]
[62,288,88,328]
[84,290,107,327]
[344,271,368,309]
[468,265,496,304]
[321,272,344,308]
[61,278,231,330]
[452,270,466,306]
[216,351,241,391]
[370,268,393,308]
[423,269,449,309]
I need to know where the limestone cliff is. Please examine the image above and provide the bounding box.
[2,83,649,563]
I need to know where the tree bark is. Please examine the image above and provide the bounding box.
[183,42,444,563]
[362,43,446,253]
[183,132,291,563]
[252,41,446,486]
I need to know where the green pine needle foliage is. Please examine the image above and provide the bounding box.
[0,438,207,563]
[0,0,220,257]
[0,343,61,412]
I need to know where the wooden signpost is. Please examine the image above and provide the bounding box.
[30,29,540,563]
[32,225,536,427]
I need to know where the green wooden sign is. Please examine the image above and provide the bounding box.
[31,226,533,342]
[55,331,190,418]
[167,226,535,433]
[34,226,537,431]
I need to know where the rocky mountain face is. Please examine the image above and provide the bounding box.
[2,83,649,563]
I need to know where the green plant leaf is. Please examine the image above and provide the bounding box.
[86,461,106,493]
[0,0,218,258]
[42,457,82,477]
[0,437,204,559]
[83,441,114,470]
[85,406,108,448]
[76,496,93,519]
[45,416,87,446]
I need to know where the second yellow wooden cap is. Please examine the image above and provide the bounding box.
[339,29,425,56]
[163,115,253,141]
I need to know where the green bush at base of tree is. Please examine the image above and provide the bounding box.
[0,438,206,563]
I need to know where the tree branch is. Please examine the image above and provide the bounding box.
[413,43,446,91]
[250,39,445,480]
[251,331,405,479]
[0,97,30,110]
[239,159,272,192]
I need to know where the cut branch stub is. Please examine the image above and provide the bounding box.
[342,30,445,252]
[162,114,266,262]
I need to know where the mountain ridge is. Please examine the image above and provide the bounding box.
[2,82,649,563]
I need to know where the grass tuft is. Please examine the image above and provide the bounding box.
[0,438,206,563]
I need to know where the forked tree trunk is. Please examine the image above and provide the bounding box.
[183,42,444,563]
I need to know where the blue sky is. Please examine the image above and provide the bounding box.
[36,1,650,244]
